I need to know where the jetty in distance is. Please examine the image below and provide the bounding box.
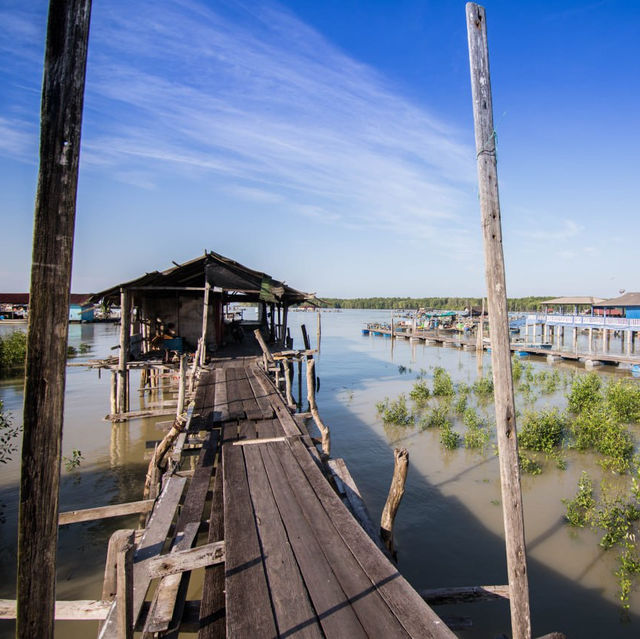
[363,294,640,372]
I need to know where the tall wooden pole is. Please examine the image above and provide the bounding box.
[200,280,211,366]
[17,1,92,637]
[117,288,131,414]
[466,5,531,639]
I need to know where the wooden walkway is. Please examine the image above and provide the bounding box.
[202,359,454,637]
[80,354,456,637]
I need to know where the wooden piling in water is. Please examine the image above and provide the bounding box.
[118,288,131,413]
[466,4,531,638]
[17,2,92,637]
[306,358,330,455]
[380,448,409,558]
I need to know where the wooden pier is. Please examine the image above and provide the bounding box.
[14,345,455,638]
[366,327,640,369]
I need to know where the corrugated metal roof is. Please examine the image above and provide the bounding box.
[0,293,91,305]
[542,296,605,305]
[594,292,640,307]
[89,251,314,305]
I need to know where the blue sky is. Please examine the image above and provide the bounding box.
[1,0,638,298]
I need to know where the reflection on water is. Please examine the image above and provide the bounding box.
[0,312,639,637]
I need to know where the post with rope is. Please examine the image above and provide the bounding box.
[466,4,532,639]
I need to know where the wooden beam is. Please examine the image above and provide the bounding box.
[59,500,154,525]
[116,531,135,639]
[0,599,110,620]
[16,2,92,638]
[145,541,225,580]
[466,4,531,639]
[420,585,510,605]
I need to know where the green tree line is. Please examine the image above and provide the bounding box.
[318,297,550,311]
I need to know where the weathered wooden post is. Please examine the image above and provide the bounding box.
[316,310,321,351]
[16,1,92,636]
[466,4,531,638]
[110,369,117,416]
[282,304,289,346]
[476,297,485,352]
[301,324,311,350]
[306,358,330,455]
[116,531,135,639]
[176,353,186,417]
[200,280,211,366]
[380,448,409,558]
[118,287,131,414]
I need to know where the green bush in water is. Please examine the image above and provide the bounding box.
[605,379,640,423]
[440,423,460,450]
[511,356,523,383]
[432,367,454,397]
[519,454,542,475]
[376,395,413,426]
[420,404,450,430]
[472,375,494,398]
[567,372,603,413]
[0,331,27,377]
[564,472,595,527]
[409,380,431,407]
[518,408,566,453]
[454,393,468,414]
[570,405,634,473]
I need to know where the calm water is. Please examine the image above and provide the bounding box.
[1,311,639,637]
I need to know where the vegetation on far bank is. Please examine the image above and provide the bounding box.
[320,296,550,311]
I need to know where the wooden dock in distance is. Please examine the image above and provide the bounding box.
[366,327,640,369]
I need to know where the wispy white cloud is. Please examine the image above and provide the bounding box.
[518,219,583,242]
[83,0,475,249]
[1,0,477,256]
[0,116,36,160]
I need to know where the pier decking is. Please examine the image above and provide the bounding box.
[91,352,455,637]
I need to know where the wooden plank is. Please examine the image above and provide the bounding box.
[251,365,301,437]
[223,444,277,638]
[212,367,230,423]
[245,365,276,420]
[225,367,247,421]
[271,442,409,637]
[259,443,367,638]
[256,418,278,438]
[199,460,225,639]
[326,459,387,555]
[237,419,257,441]
[287,437,455,639]
[59,500,154,525]
[420,585,509,605]
[0,599,110,620]
[232,436,288,446]
[144,433,219,633]
[243,444,323,638]
[145,541,225,579]
[466,6,531,638]
[98,475,187,639]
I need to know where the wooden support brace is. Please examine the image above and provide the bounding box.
[420,585,510,605]
[145,541,225,579]
[59,500,154,525]
[116,531,135,639]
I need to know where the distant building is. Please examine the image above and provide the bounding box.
[0,293,94,322]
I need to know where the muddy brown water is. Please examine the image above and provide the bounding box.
[1,313,639,637]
